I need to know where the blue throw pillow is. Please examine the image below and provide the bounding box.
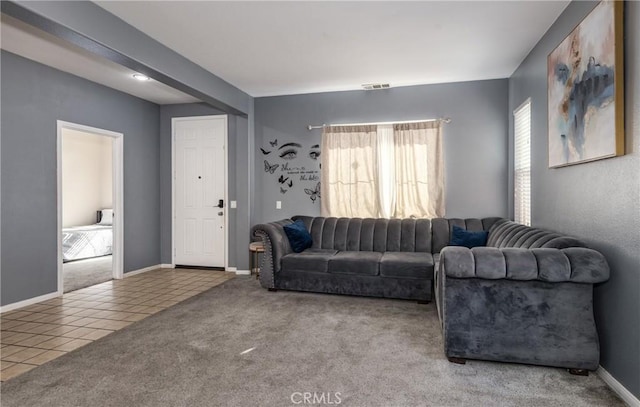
[450,225,488,248]
[283,220,313,253]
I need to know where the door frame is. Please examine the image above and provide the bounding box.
[171,115,229,269]
[56,120,124,295]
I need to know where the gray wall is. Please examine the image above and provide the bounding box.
[509,1,639,397]
[159,104,251,270]
[9,0,251,115]
[1,51,161,305]
[254,79,509,224]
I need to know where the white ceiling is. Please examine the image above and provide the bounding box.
[0,14,200,105]
[96,1,569,97]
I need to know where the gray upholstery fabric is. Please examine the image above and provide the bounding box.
[487,219,585,249]
[293,216,432,253]
[435,220,610,371]
[328,251,382,276]
[472,247,507,279]
[439,246,609,283]
[502,249,539,280]
[440,246,475,278]
[563,247,611,283]
[380,252,434,279]
[277,269,431,300]
[251,219,294,288]
[281,249,338,273]
[442,277,601,370]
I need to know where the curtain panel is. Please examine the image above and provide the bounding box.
[320,125,380,218]
[321,121,444,219]
[393,122,444,218]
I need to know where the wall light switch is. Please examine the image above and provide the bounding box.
[276,201,282,209]
[230,200,237,209]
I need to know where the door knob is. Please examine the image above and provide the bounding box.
[217,199,224,208]
[218,211,224,216]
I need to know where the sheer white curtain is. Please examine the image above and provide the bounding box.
[393,122,444,218]
[321,125,380,218]
[377,124,396,218]
[321,121,444,219]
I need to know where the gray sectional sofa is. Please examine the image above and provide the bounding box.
[253,216,502,301]
[253,216,610,372]
[436,218,610,372]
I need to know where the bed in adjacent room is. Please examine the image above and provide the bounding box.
[62,209,113,262]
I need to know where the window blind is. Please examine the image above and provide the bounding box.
[513,99,531,226]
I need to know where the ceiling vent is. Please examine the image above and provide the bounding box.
[362,83,390,90]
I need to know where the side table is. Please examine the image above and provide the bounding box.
[249,241,265,279]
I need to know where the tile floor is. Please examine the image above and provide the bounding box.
[1,268,234,381]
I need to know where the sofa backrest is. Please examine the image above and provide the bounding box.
[288,216,585,253]
[431,218,502,253]
[292,216,432,253]
[486,219,586,249]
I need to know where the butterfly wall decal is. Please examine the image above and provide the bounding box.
[269,139,278,147]
[304,182,321,203]
[260,148,271,155]
[287,180,293,188]
[278,175,289,184]
[280,187,288,194]
[264,160,279,174]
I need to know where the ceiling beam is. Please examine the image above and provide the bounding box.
[1,1,249,117]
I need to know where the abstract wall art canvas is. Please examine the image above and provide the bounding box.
[547,0,624,168]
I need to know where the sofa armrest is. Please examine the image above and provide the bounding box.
[439,246,609,283]
[252,220,294,288]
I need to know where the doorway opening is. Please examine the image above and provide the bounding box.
[57,121,124,294]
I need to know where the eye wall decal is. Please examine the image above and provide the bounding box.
[279,149,297,160]
[278,142,301,160]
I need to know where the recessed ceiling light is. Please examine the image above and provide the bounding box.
[132,73,151,81]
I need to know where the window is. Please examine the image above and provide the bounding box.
[513,99,531,226]
[320,121,444,219]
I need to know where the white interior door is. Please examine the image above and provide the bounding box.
[174,116,227,267]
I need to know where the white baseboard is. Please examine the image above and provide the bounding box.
[160,263,175,269]
[226,267,250,275]
[0,291,60,313]
[597,366,640,407]
[124,264,162,278]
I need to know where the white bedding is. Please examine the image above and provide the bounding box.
[62,224,113,262]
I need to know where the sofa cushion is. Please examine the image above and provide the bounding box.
[328,251,382,276]
[282,249,338,272]
[380,252,434,279]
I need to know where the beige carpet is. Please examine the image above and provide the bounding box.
[0,277,624,406]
